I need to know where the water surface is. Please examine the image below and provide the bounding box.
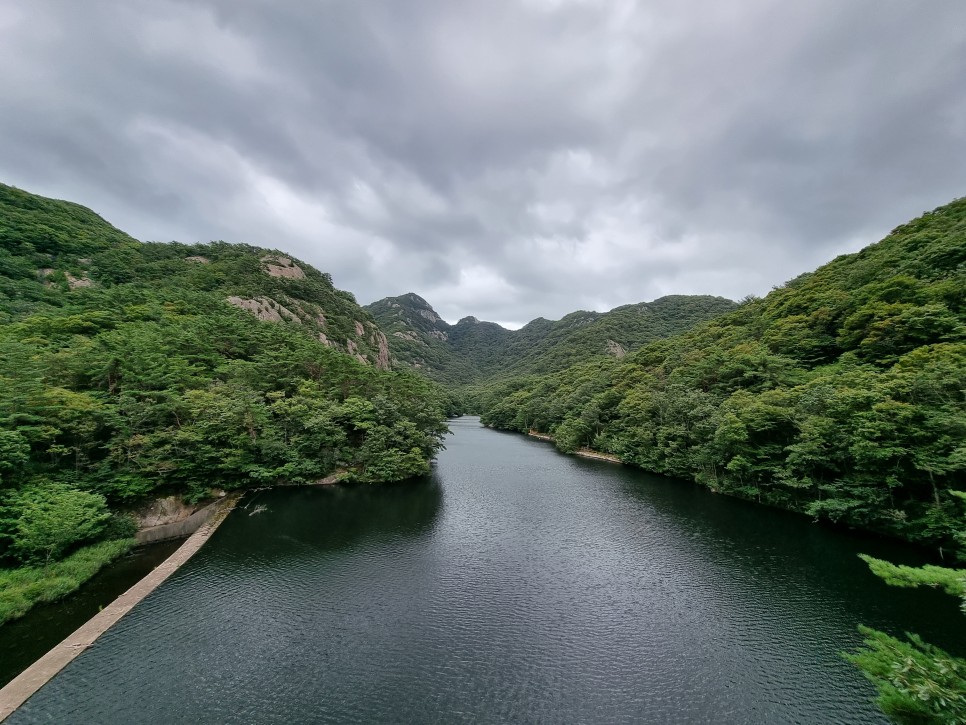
[11,417,964,723]
[0,538,182,687]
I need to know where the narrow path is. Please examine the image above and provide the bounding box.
[0,494,240,722]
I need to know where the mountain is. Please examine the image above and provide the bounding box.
[363,293,479,383]
[477,196,966,556]
[0,185,392,369]
[0,183,449,619]
[365,292,737,384]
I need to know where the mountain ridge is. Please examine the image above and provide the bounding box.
[365,292,738,384]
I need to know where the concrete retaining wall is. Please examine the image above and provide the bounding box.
[0,494,240,722]
[135,498,224,544]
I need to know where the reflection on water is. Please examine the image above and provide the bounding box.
[9,417,964,724]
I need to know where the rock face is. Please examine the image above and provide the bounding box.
[227,296,301,323]
[225,291,393,370]
[371,328,391,370]
[346,338,367,364]
[133,495,206,528]
[65,272,94,289]
[261,254,306,279]
[418,308,443,324]
[606,339,627,358]
[184,255,210,264]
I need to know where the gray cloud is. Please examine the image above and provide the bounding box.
[2,0,965,326]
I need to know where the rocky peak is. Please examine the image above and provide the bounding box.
[364,292,451,336]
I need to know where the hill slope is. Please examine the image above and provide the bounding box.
[0,183,449,606]
[365,292,736,384]
[0,186,392,369]
[478,196,966,555]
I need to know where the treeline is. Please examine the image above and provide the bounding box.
[477,197,966,558]
[0,184,450,586]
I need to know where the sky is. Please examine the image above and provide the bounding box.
[2,1,965,328]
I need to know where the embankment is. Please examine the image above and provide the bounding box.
[0,493,239,722]
[527,430,621,463]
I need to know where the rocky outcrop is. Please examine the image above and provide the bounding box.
[418,308,443,324]
[605,339,627,358]
[65,272,94,289]
[227,296,301,323]
[184,255,210,264]
[133,495,204,528]
[345,339,367,364]
[371,328,391,370]
[261,254,306,279]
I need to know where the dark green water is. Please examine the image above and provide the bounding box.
[9,417,965,724]
[0,538,183,688]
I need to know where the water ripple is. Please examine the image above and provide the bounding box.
[10,417,964,724]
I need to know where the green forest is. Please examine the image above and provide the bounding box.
[366,291,737,384]
[473,199,965,558]
[465,197,966,725]
[0,183,450,622]
[1,182,963,723]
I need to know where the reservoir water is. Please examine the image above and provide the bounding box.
[9,417,965,723]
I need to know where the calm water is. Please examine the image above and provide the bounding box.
[0,538,183,688]
[10,417,965,724]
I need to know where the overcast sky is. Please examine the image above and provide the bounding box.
[2,1,965,327]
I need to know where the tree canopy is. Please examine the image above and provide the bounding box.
[0,183,450,573]
[474,196,966,558]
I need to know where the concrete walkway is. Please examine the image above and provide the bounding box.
[0,494,239,722]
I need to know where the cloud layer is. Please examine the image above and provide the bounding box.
[3,0,965,325]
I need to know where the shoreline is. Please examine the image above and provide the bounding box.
[527,430,622,464]
[0,493,240,723]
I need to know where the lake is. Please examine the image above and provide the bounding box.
[8,416,964,723]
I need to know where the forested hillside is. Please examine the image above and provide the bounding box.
[366,292,736,384]
[478,198,966,557]
[364,293,482,384]
[0,183,449,620]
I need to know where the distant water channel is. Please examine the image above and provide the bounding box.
[10,417,965,724]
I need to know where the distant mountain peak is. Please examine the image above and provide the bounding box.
[366,289,738,384]
[399,292,432,307]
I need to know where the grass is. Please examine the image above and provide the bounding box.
[0,538,135,626]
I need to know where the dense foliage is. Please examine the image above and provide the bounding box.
[468,196,966,723]
[477,197,966,557]
[0,184,449,585]
[366,292,736,384]
[0,539,134,625]
[3,180,964,723]
[848,533,966,724]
